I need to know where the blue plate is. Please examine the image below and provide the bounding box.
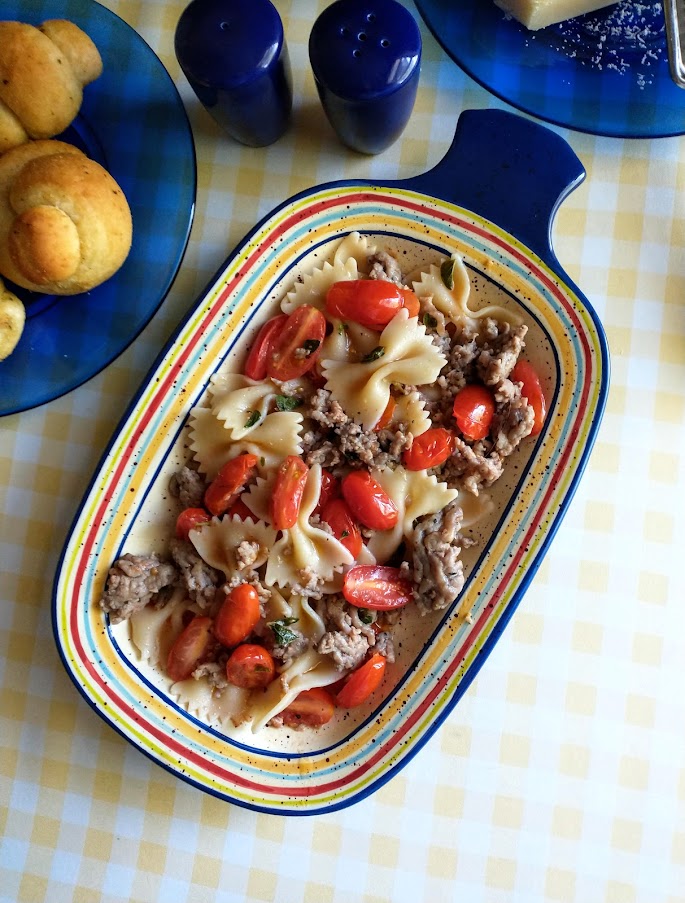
[0,0,196,417]
[414,0,685,138]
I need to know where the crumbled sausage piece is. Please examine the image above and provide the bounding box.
[317,595,377,670]
[477,321,528,386]
[491,378,534,456]
[442,437,504,495]
[367,252,403,284]
[302,388,411,473]
[169,465,206,509]
[100,553,177,623]
[373,631,396,663]
[169,538,221,609]
[235,540,260,570]
[318,631,369,671]
[409,500,467,614]
[193,655,229,689]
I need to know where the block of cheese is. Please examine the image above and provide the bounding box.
[494,0,617,30]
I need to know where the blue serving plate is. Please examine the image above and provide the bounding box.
[0,0,196,416]
[414,0,684,138]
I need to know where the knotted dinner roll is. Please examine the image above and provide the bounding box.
[0,276,25,361]
[0,140,133,295]
[0,19,103,155]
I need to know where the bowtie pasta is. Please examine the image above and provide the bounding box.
[99,233,545,732]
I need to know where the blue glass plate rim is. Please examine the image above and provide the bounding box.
[413,0,685,139]
[0,0,197,417]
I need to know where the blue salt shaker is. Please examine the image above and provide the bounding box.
[175,0,292,147]
[309,0,422,155]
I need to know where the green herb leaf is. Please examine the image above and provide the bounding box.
[302,339,320,356]
[275,395,302,412]
[268,617,299,646]
[245,410,260,428]
[423,312,438,329]
[357,608,376,625]
[362,346,385,363]
[440,257,457,291]
[337,322,348,335]
[340,530,350,538]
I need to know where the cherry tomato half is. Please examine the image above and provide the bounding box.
[271,455,309,530]
[403,427,454,471]
[214,583,261,647]
[326,280,420,330]
[312,468,339,517]
[336,652,386,708]
[452,384,496,441]
[175,507,210,541]
[204,453,259,517]
[267,305,327,381]
[166,616,213,682]
[321,497,363,559]
[243,314,288,380]
[341,470,398,531]
[342,565,413,610]
[510,359,546,436]
[225,644,275,689]
[280,687,336,728]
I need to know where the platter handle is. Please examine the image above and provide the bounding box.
[397,108,585,266]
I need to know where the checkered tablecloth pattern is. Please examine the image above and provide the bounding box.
[1,1,684,901]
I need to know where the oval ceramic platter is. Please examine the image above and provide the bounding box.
[53,109,609,814]
[0,0,196,416]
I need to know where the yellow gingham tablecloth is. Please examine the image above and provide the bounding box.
[1,1,684,900]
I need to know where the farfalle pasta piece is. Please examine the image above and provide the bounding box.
[208,372,281,439]
[241,472,275,522]
[129,590,187,666]
[412,255,522,328]
[189,407,303,478]
[189,515,278,576]
[250,647,341,732]
[393,390,431,437]
[265,465,354,585]
[170,676,250,727]
[321,309,447,430]
[280,232,378,314]
[320,319,380,362]
[366,466,460,564]
[250,594,339,731]
[332,231,378,270]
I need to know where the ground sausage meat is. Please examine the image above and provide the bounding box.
[409,500,467,614]
[169,538,221,609]
[302,388,412,473]
[367,251,403,285]
[100,553,177,623]
[169,465,206,509]
[477,321,528,386]
[316,595,377,671]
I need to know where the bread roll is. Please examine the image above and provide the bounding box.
[0,276,25,361]
[0,19,102,155]
[0,140,133,295]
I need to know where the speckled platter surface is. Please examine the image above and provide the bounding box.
[53,110,609,814]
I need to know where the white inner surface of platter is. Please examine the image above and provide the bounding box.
[110,229,555,755]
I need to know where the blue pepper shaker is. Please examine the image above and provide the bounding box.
[175,0,292,147]
[309,0,422,155]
